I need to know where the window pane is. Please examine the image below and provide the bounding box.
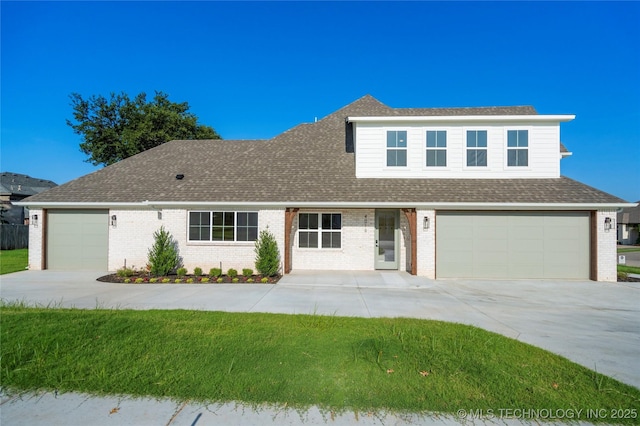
[224,212,234,226]
[387,150,396,166]
[212,212,223,226]
[299,232,309,248]
[248,227,258,241]
[477,131,487,147]
[237,227,248,242]
[224,227,234,241]
[519,149,528,166]
[308,214,318,229]
[476,149,487,166]
[387,131,396,147]
[212,227,223,241]
[508,150,517,166]
[508,130,517,147]
[426,131,436,147]
[299,213,309,229]
[519,130,528,147]
[396,150,407,166]
[332,214,341,229]
[436,150,446,166]
[308,232,318,248]
[437,131,446,147]
[237,212,247,226]
[248,212,258,227]
[397,131,407,147]
[322,213,331,230]
[322,232,341,248]
[426,150,436,166]
[467,130,476,147]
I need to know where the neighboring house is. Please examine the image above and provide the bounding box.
[19,95,635,282]
[617,203,640,245]
[0,172,57,224]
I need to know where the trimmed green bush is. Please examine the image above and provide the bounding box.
[227,268,238,278]
[176,267,187,277]
[193,267,203,276]
[210,268,222,277]
[255,228,280,276]
[116,267,136,277]
[242,268,253,277]
[147,226,180,276]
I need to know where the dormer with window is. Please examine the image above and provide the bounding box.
[348,112,574,179]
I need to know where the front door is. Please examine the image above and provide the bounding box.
[375,210,399,270]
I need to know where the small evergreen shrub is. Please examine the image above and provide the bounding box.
[149,278,158,283]
[134,278,144,284]
[186,278,194,283]
[162,278,171,283]
[147,226,180,276]
[124,278,131,284]
[227,268,238,278]
[247,278,254,283]
[193,267,203,276]
[232,277,239,283]
[177,267,187,277]
[242,268,253,277]
[117,267,136,277]
[174,279,182,284]
[261,277,269,283]
[255,228,280,276]
[201,277,210,283]
[210,268,222,277]
[216,277,223,283]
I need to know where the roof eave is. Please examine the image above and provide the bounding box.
[347,115,575,123]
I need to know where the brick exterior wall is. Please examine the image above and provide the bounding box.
[108,208,285,274]
[27,208,43,270]
[596,209,618,282]
[290,209,411,272]
[416,209,436,278]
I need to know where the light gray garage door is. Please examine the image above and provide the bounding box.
[436,211,590,279]
[47,210,108,270]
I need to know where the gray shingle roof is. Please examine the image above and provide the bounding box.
[23,95,627,206]
[0,172,57,197]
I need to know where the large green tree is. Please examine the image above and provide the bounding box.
[67,91,221,166]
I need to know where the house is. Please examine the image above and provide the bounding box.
[0,172,57,225]
[617,203,640,245]
[19,95,635,281]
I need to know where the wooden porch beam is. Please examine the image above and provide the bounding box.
[284,208,299,274]
[401,208,417,275]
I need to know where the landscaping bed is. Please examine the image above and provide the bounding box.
[97,272,280,284]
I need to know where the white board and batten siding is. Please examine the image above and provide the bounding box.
[354,121,562,179]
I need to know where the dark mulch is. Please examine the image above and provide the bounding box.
[97,272,280,284]
[618,276,640,282]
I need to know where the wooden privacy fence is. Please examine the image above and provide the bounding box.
[0,224,28,250]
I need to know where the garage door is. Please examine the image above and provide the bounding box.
[47,210,108,270]
[436,211,590,279]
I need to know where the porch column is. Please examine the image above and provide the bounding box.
[401,208,417,275]
[284,208,299,274]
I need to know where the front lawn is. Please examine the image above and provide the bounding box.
[1,306,638,423]
[618,265,640,275]
[0,249,28,275]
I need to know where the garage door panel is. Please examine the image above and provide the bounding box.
[47,210,108,270]
[436,211,589,279]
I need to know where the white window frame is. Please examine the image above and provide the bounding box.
[425,129,447,168]
[187,211,258,243]
[505,128,530,168]
[298,212,342,249]
[465,129,488,168]
[385,130,408,168]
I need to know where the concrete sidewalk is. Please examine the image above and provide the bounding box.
[1,270,639,425]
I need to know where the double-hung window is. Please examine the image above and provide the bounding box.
[299,213,341,249]
[426,130,446,167]
[507,130,528,167]
[466,130,488,167]
[386,130,407,167]
[188,211,258,242]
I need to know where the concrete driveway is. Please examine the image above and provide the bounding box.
[1,270,638,390]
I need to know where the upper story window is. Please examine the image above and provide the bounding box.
[386,130,407,167]
[507,130,528,167]
[466,130,488,167]
[426,130,447,167]
[188,211,258,242]
[299,213,342,249]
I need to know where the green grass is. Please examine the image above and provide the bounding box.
[618,265,640,275]
[0,249,28,275]
[618,247,640,253]
[1,306,639,422]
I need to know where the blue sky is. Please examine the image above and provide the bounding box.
[2,1,639,202]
